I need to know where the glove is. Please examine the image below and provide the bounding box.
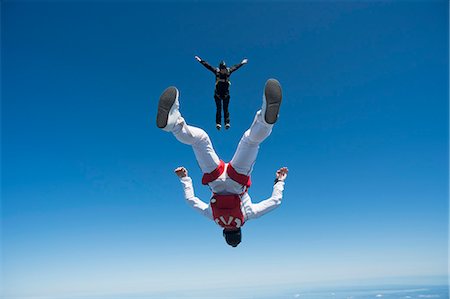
[241,58,248,64]
[194,56,202,62]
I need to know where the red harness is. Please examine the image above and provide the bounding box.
[210,194,245,229]
[201,161,251,188]
[227,163,252,188]
[201,161,252,229]
[201,160,226,185]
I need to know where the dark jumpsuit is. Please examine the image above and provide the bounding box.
[198,60,246,126]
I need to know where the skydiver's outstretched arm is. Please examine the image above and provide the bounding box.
[195,55,217,74]
[247,167,288,219]
[175,167,213,220]
[229,58,248,74]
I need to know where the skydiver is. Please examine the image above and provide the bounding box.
[156,79,287,247]
[194,55,248,130]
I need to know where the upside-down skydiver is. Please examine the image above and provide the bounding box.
[156,79,288,247]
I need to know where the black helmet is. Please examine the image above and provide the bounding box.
[219,60,227,69]
[223,228,241,247]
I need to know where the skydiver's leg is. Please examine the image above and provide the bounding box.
[229,111,272,175]
[223,94,230,128]
[229,79,282,176]
[157,86,220,173]
[214,93,222,127]
[172,121,221,174]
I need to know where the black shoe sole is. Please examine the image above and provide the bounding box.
[157,86,178,128]
[264,79,282,124]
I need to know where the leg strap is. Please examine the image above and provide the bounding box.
[202,160,225,185]
[227,163,252,188]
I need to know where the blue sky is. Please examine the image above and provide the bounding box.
[1,1,448,298]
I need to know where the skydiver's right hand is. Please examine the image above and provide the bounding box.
[194,55,202,62]
[275,167,288,182]
[242,58,248,64]
[175,166,188,178]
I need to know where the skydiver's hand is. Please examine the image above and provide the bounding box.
[275,167,288,182]
[174,167,188,178]
[241,58,248,64]
[194,55,202,62]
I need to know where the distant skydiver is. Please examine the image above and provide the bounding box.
[156,79,287,247]
[194,55,248,130]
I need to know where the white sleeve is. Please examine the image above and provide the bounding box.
[246,181,284,220]
[179,177,213,220]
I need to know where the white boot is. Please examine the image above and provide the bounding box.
[261,79,282,124]
[156,86,182,132]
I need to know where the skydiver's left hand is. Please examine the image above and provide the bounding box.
[242,58,248,64]
[194,55,202,62]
